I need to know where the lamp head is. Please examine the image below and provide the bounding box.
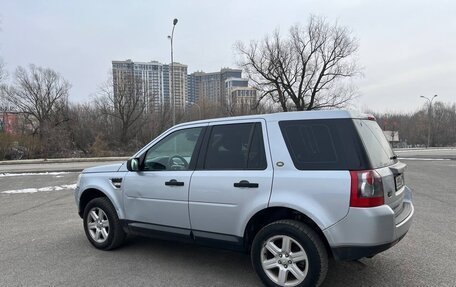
[173,18,178,25]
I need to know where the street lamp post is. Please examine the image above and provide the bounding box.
[420,94,438,148]
[193,102,201,119]
[186,101,201,119]
[168,18,178,126]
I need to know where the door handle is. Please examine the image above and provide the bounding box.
[234,180,259,188]
[165,179,184,186]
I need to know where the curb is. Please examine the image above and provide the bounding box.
[0,157,129,166]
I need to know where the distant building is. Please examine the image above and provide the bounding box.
[189,68,242,106]
[168,62,188,111]
[187,73,195,103]
[225,78,257,107]
[112,60,254,112]
[220,68,243,105]
[112,60,189,112]
[113,60,167,112]
[383,130,400,147]
[0,111,19,134]
[162,64,170,107]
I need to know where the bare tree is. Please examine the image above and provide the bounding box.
[95,73,145,145]
[66,103,103,155]
[0,59,6,84]
[0,59,8,109]
[2,65,70,136]
[236,16,360,111]
[374,102,456,147]
[226,90,260,117]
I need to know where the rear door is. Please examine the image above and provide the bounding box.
[189,120,273,241]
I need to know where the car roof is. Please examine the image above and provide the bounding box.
[174,109,370,129]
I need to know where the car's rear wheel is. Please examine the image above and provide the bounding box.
[83,197,126,250]
[251,220,328,287]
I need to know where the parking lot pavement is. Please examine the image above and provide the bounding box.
[0,155,455,286]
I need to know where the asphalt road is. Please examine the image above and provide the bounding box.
[0,150,455,286]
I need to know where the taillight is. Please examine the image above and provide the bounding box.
[350,170,384,207]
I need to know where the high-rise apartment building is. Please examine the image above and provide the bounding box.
[220,68,243,105]
[187,73,200,104]
[112,60,188,112]
[189,68,242,106]
[112,60,253,113]
[112,60,166,112]
[169,62,188,111]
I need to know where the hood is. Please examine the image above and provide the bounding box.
[82,163,124,173]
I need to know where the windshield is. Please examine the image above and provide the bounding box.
[354,119,396,168]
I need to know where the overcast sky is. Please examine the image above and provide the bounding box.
[1,0,454,113]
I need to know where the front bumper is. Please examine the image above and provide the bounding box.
[324,186,414,260]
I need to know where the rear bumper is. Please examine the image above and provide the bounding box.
[331,233,407,261]
[324,186,414,260]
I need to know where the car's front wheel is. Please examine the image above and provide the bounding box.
[83,197,126,250]
[251,220,328,287]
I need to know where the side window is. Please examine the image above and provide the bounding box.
[282,123,338,164]
[143,127,202,171]
[247,123,267,169]
[204,123,267,170]
[279,119,367,170]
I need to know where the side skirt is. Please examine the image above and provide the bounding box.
[120,220,246,252]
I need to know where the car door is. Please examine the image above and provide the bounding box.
[122,125,206,231]
[189,120,273,243]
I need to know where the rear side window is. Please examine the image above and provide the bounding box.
[353,119,396,168]
[279,119,368,170]
[204,123,267,170]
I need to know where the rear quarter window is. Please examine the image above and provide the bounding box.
[353,119,397,168]
[279,119,368,170]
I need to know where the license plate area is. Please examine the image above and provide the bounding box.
[395,174,404,191]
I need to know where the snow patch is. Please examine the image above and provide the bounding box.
[0,172,71,177]
[1,183,77,194]
[398,157,451,161]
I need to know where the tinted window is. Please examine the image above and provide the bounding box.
[204,123,267,170]
[279,119,368,170]
[248,123,267,169]
[353,119,396,168]
[144,127,202,171]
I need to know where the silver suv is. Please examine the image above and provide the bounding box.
[75,110,414,287]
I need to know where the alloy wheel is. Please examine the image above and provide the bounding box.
[86,207,110,243]
[260,235,309,286]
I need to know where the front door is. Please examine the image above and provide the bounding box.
[123,126,205,230]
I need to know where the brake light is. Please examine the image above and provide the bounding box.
[367,115,376,121]
[350,170,384,207]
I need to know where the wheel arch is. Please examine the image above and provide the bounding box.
[243,207,332,257]
[78,188,121,219]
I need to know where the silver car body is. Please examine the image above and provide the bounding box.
[75,110,414,259]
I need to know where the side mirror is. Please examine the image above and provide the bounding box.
[127,158,140,171]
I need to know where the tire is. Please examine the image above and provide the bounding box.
[251,220,328,287]
[83,197,126,250]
